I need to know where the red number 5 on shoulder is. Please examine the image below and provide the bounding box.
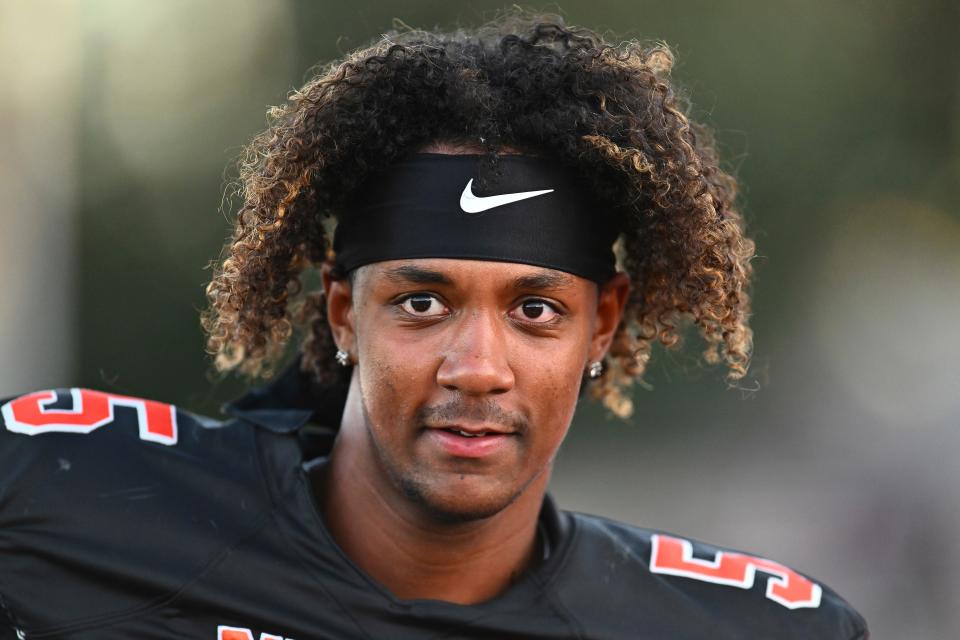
[2,389,177,446]
[650,534,821,609]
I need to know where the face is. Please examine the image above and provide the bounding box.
[328,258,628,522]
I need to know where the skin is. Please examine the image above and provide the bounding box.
[317,258,629,604]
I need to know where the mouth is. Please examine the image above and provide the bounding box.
[438,426,512,438]
[446,428,486,438]
[424,424,517,458]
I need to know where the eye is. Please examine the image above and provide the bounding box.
[509,299,561,324]
[398,294,448,317]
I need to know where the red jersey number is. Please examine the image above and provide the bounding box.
[218,626,294,640]
[650,534,822,609]
[1,389,178,446]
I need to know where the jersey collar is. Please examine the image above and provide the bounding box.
[222,359,349,434]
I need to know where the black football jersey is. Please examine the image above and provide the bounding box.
[0,365,869,639]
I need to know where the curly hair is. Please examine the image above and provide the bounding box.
[202,12,755,418]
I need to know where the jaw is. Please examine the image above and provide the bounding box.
[390,455,554,525]
[368,431,527,523]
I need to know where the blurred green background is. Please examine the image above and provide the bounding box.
[1,1,958,637]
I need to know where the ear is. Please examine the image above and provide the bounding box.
[321,262,356,357]
[589,271,631,362]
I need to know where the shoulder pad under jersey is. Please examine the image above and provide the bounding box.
[551,512,869,639]
[0,387,273,631]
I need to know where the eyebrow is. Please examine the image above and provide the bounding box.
[511,270,576,291]
[381,264,575,291]
[382,265,454,286]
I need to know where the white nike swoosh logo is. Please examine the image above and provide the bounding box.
[459,179,554,213]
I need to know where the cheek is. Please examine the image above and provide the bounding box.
[545,369,583,425]
[356,328,434,425]
[518,343,586,439]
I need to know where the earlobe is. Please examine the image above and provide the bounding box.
[589,271,631,361]
[321,262,356,354]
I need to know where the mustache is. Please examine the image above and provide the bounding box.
[414,398,528,435]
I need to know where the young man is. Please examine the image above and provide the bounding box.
[0,15,868,640]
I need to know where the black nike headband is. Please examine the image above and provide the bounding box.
[333,153,620,283]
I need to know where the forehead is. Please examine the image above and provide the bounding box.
[355,258,590,293]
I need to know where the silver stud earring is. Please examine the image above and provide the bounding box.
[587,360,603,379]
[335,348,351,367]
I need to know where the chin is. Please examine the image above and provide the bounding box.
[396,471,525,524]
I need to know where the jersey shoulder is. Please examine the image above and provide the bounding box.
[0,386,265,504]
[0,387,275,634]
[550,511,869,640]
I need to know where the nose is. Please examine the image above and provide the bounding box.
[436,309,515,395]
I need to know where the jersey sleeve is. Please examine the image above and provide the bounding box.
[0,388,272,636]
[553,513,869,639]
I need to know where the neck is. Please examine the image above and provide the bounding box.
[314,379,549,604]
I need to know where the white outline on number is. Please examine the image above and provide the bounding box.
[217,625,295,640]
[650,534,822,610]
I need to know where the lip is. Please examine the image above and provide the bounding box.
[424,427,516,458]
